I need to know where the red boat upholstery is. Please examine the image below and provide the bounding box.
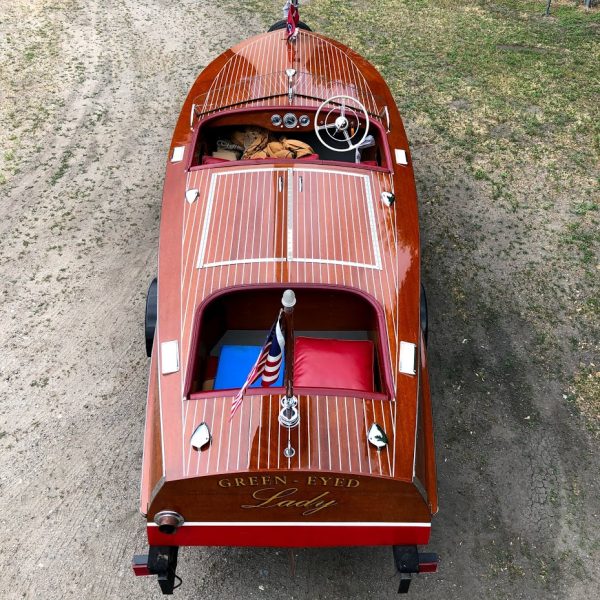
[199,154,383,166]
[202,155,231,165]
[294,337,374,392]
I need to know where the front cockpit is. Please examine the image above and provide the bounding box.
[190,105,390,170]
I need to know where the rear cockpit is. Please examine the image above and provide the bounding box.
[184,286,393,400]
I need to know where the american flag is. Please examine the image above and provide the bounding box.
[229,311,285,421]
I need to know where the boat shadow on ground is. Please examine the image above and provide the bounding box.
[416,149,598,599]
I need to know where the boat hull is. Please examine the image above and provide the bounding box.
[134,23,439,593]
[146,470,431,547]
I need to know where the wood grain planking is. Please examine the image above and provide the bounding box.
[153,27,426,491]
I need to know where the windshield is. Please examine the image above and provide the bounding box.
[192,71,387,120]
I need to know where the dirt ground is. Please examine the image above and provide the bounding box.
[0,0,598,599]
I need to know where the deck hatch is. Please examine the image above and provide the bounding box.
[196,168,288,268]
[290,169,382,271]
[196,168,382,271]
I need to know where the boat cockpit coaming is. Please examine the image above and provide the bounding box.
[188,106,393,172]
[184,284,395,401]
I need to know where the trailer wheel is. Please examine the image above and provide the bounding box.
[267,19,312,32]
[420,283,428,346]
[145,278,157,357]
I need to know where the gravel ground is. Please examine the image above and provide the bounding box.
[0,1,598,599]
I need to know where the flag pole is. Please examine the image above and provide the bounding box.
[282,289,295,398]
[279,289,299,430]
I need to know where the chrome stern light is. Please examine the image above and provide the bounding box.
[186,188,199,204]
[381,191,395,207]
[153,511,184,535]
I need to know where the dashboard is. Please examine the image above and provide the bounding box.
[202,109,361,134]
[203,110,315,133]
[270,113,311,129]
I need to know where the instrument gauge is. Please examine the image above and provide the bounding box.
[299,115,310,127]
[283,113,298,128]
[271,114,283,127]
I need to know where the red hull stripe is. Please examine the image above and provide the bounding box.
[148,522,431,547]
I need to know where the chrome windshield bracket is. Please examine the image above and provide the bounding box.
[286,68,296,103]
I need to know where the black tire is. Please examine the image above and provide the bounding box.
[145,278,157,357]
[267,19,312,32]
[420,283,428,346]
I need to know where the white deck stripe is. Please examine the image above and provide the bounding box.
[196,174,218,268]
[287,168,294,260]
[149,521,431,528]
[363,174,382,269]
[203,258,286,268]
[288,257,381,270]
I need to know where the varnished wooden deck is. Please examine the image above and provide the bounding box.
[143,29,429,510]
[196,31,382,116]
[182,395,397,478]
[173,164,417,481]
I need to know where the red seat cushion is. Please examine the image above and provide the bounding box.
[294,337,374,392]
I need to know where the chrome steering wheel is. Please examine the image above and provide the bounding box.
[314,95,370,152]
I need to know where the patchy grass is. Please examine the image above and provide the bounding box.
[569,366,600,435]
[0,1,71,187]
[49,148,73,186]
[562,221,600,264]
[257,0,600,428]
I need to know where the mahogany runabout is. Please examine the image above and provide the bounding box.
[133,17,438,595]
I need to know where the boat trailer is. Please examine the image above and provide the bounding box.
[132,545,438,594]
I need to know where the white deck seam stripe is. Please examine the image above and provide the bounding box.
[196,174,218,268]
[287,168,294,261]
[363,174,383,269]
[148,522,431,528]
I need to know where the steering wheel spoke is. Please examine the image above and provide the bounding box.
[314,95,370,153]
[316,122,339,131]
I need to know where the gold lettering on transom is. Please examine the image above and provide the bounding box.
[241,488,338,516]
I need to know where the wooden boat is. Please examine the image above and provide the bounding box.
[133,5,438,594]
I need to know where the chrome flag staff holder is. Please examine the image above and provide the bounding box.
[279,289,299,432]
[280,395,299,429]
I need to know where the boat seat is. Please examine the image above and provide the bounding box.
[294,337,374,392]
[202,155,231,165]
[201,154,320,165]
[214,345,284,390]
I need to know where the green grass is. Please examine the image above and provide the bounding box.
[570,365,600,436]
[250,0,600,425]
[0,1,66,187]
[299,0,598,154]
